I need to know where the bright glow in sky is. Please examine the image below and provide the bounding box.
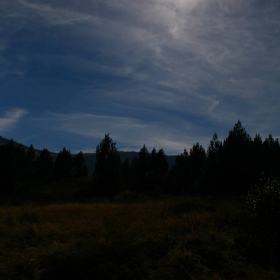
[1,0,280,154]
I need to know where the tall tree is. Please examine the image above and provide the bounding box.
[0,140,16,193]
[54,148,73,179]
[252,134,264,182]
[14,144,27,182]
[94,134,121,196]
[201,133,222,194]
[73,151,88,177]
[147,148,168,192]
[26,144,36,180]
[263,134,280,178]
[35,148,53,181]
[168,149,191,194]
[221,120,253,195]
[131,145,149,192]
[189,143,206,192]
[121,158,131,191]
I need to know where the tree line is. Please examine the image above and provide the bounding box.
[0,143,88,194]
[93,120,280,196]
[0,120,280,196]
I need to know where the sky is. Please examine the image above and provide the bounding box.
[0,0,280,154]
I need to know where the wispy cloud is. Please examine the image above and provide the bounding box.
[0,0,279,152]
[0,109,28,132]
[40,112,210,154]
[18,0,102,26]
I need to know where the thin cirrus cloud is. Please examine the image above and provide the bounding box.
[40,112,207,154]
[0,109,28,133]
[0,0,279,153]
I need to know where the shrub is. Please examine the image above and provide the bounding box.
[244,177,280,260]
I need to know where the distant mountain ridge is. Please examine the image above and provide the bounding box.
[0,136,23,147]
[0,136,177,173]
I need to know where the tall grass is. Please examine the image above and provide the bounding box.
[0,197,279,280]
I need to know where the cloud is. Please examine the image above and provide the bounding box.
[18,0,102,26]
[0,0,279,152]
[0,109,28,132]
[40,112,211,154]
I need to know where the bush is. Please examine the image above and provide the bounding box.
[244,178,280,260]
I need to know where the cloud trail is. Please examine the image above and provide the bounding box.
[37,112,211,154]
[0,109,28,132]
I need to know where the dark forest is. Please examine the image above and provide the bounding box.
[1,120,280,197]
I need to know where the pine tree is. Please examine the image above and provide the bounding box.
[0,140,16,193]
[221,120,253,195]
[131,145,149,192]
[168,149,190,194]
[263,134,280,178]
[26,144,36,180]
[252,134,264,182]
[54,148,73,179]
[94,134,121,196]
[73,151,88,177]
[189,143,206,192]
[121,158,131,191]
[14,144,27,182]
[147,148,168,192]
[201,133,222,194]
[35,149,53,181]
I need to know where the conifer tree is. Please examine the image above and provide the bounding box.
[54,148,73,179]
[252,134,264,182]
[189,143,206,192]
[121,158,131,190]
[147,148,168,191]
[201,133,222,194]
[263,134,280,178]
[26,144,36,180]
[168,149,190,194]
[14,144,27,181]
[35,148,53,181]
[221,120,253,194]
[131,145,149,192]
[73,151,88,177]
[0,140,15,193]
[94,134,121,196]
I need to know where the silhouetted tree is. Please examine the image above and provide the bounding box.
[251,134,264,183]
[168,149,191,194]
[263,134,280,178]
[131,145,149,192]
[220,120,253,195]
[245,177,280,260]
[73,151,88,177]
[14,144,27,182]
[0,140,16,193]
[200,133,222,194]
[26,144,36,180]
[121,158,131,191]
[35,148,53,181]
[54,148,73,179]
[147,148,168,192]
[189,143,206,192]
[94,134,121,196]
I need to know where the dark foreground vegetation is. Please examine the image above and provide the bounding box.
[0,192,280,280]
[0,120,280,279]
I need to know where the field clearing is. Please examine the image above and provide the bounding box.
[0,196,279,280]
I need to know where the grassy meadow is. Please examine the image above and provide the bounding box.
[0,194,279,280]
